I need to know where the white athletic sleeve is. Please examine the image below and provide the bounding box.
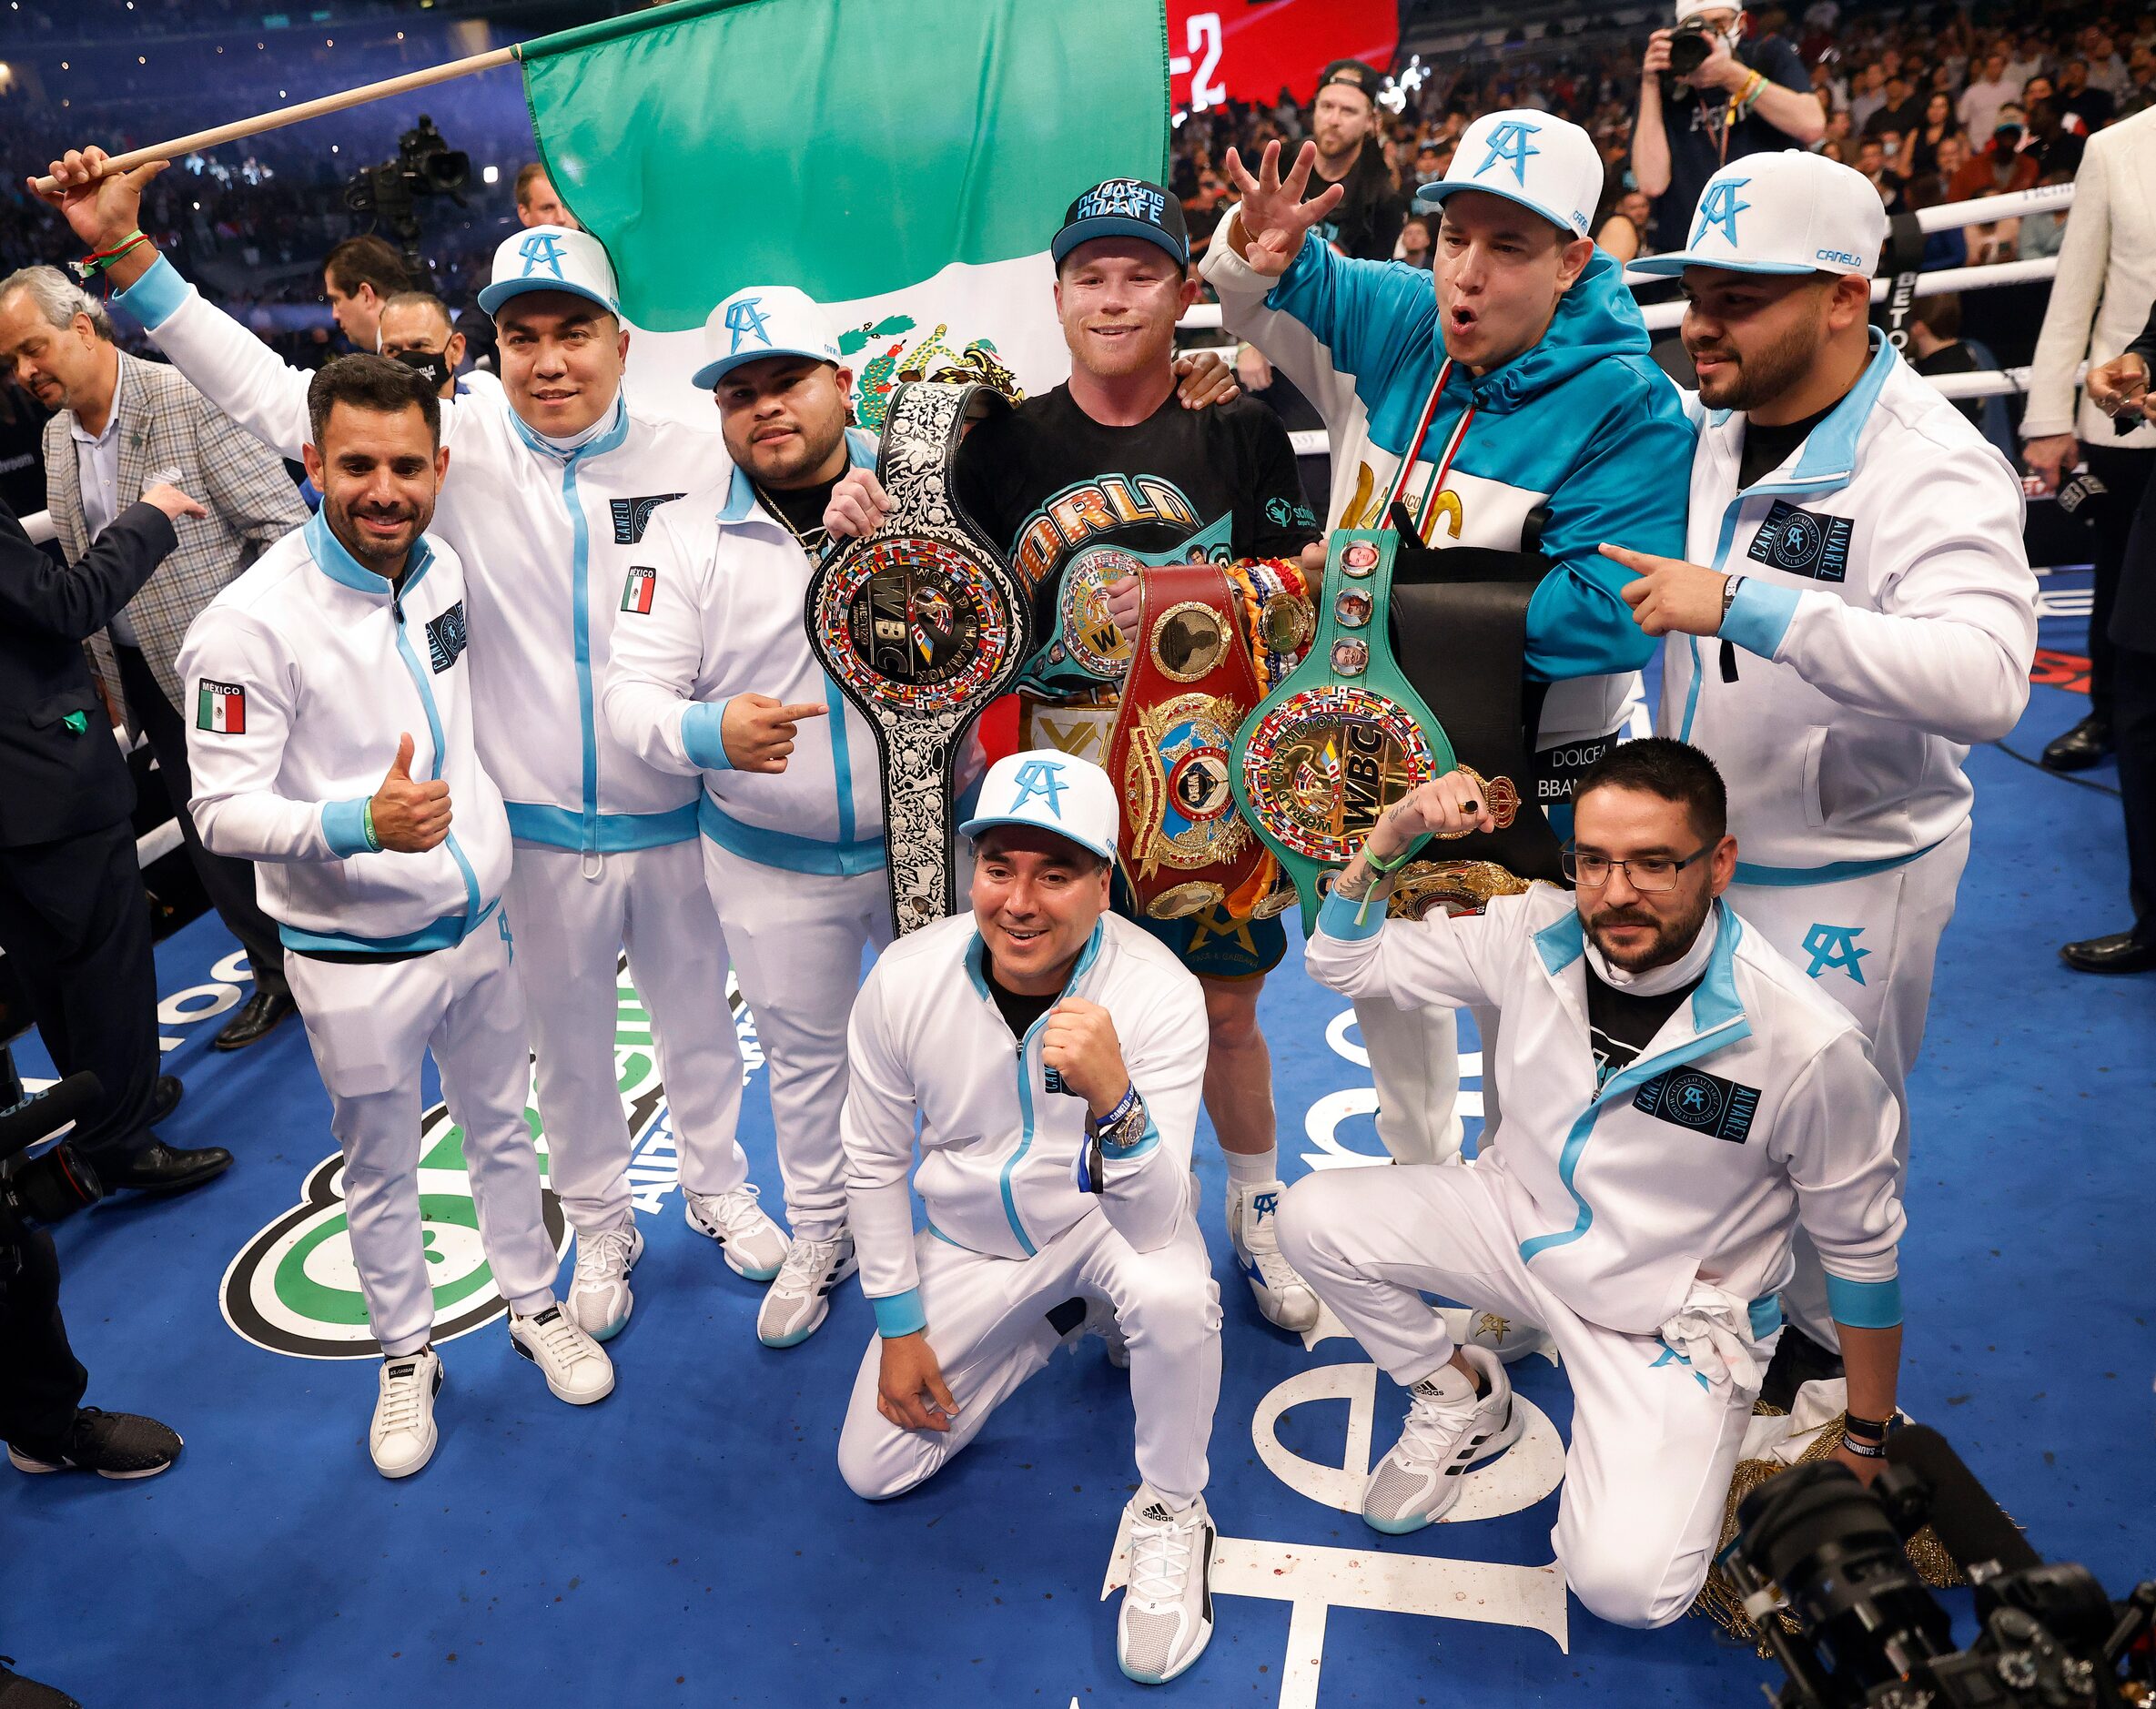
[1768,1026,1907,1320]
[1717,450,2036,743]
[600,506,728,778]
[1303,888,1513,1012]
[841,958,930,1336]
[178,607,353,863]
[1083,973,1210,1254]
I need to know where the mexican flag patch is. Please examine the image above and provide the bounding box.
[621,565,656,614]
[197,680,247,733]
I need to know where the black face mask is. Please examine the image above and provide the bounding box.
[391,348,452,393]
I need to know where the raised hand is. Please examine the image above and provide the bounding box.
[1370,770,1498,858]
[721,693,827,774]
[1221,140,1346,278]
[369,733,451,854]
[823,468,892,541]
[33,147,165,256]
[1038,997,1130,1119]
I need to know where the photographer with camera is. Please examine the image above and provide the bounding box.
[1632,1,1826,255]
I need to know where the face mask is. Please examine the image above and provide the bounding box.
[392,348,452,392]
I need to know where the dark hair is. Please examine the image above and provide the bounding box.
[1574,737,1727,842]
[1909,289,1961,339]
[306,353,440,452]
[323,235,413,302]
[514,162,552,206]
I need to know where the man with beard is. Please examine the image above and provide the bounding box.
[822,180,1329,1334]
[1302,59,1410,263]
[1604,152,2032,1380]
[41,145,778,1357]
[1280,739,1907,1630]
[177,356,615,1475]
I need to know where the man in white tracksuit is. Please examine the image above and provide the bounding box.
[41,147,782,1344]
[1604,152,2035,1353]
[177,355,613,1478]
[604,288,890,1349]
[1281,739,1907,1629]
[837,752,1222,1685]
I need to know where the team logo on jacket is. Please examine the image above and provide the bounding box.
[611,493,685,544]
[426,601,469,673]
[622,564,657,614]
[196,680,247,733]
[1633,1067,1759,1143]
[1748,501,1851,583]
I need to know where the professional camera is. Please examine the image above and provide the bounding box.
[345,115,470,263]
[1725,1425,2155,1707]
[0,1073,107,1231]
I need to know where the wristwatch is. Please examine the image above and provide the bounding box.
[1720,572,1745,625]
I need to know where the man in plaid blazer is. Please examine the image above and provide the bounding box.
[0,266,308,1049]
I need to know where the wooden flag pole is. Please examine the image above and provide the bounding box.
[27,42,521,195]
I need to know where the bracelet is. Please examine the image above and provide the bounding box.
[72,231,147,279]
[1839,1431,1887,1460]
[1097,1083,1139,1131]
[361,799,383,854]
[1362,837,1416,875]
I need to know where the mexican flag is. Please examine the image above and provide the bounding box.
[518,0,1170,426]
[197,680,247,734]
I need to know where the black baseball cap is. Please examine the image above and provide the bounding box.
[1052,178,1189,268]
[1318,59,1383,106]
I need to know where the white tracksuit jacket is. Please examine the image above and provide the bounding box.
[117,256,725,857]
[178,513,511,951]
[842,914,1210,1337]
[1306,885,1907,1336]
[601,442,886,873]
[1666,332,2037,876]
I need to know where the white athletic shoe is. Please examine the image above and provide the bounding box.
[508,1301,616,1405]
[1361,1344,1522,1534]
[683,1183,790,1281]
[567,1224,644,1342]
[755,1232,858,1349]
[1118,1488,1216,1684]
[1227,1178,1319,1333]
[369,1348,442,1480]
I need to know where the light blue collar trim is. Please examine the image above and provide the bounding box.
[717,427,881,526]
[966,917,1106,1003]
[303,510,433,597]
[1691,901,1746,1032]
[1533,910,1586,974]
[1745,329,1896,498]
[509,389,629,463]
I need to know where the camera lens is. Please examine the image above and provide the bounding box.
[1667,30,1712,76]
[0,1141,105,1229]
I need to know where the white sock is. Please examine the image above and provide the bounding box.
[1223,1147,1278,1189]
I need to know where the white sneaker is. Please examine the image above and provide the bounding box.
[370,1348,441,1479]
[683,1183,790,1281]
[1227,1178,1319,1333]
[508,1301,615,1405]
[1118,1488,1216,1684]
[567,1224,644,1342]
[755,1232,857,1349]
[1361,1344,1522,1534]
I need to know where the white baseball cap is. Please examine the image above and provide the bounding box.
[476,225,620,317]
[1630,151,1887,278]
[692,285,845,390]
[1673,0,1742,22]
[1413,108,1603,239]
[958,750,1118,863]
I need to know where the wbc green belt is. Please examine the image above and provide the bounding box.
[1230,531,1459,926]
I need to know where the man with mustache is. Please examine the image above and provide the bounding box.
[40,147,779,1354]
[177,355,615,1475]
[1604,151,2033,1382]
[1282,738,1907,1630]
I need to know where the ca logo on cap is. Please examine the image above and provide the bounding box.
[1475,120,1542,187]
[1010,758,1068,817]
[518,232,570,279]
[724,296,774,354]
[1692,177,1752,248]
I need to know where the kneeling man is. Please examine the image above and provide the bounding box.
[1283,738,1905,1628]
[837,751,1221,1684]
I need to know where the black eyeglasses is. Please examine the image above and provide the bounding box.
[1561,843,1714,892]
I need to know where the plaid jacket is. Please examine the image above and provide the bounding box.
[45,349,308,732]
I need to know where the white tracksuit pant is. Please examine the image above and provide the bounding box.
[502,841,749,1237]
[285,919,560,1358]
[1726,819,1970,1342]
[837,1208,1223,1506]
[1278,1160,1774,1630]
[700,842,892,1245]
[1355,997,1468,1166]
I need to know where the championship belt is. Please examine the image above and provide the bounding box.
[1106,562,1270,921]
[1024,515,1236,698]
[805,381,1030,936]
[1234,531,1509,926]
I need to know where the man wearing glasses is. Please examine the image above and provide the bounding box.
[1278,738,1908,1632]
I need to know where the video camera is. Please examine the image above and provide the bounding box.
[0,1073,107,1232]
[344,115,470,265]
[1726,1425,2155,1706]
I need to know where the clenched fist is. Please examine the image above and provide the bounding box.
[1038,997,1131,1119]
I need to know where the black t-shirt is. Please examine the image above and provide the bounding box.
[1311,140,1410,263]
[1650,35,1815,252]
[1737,401,1834,490]
[986,962,1057,1041]
[752,471,844,559]
[1585,959,1703,1088]
[1862,96,1926,139]
[953,383,1318,681]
